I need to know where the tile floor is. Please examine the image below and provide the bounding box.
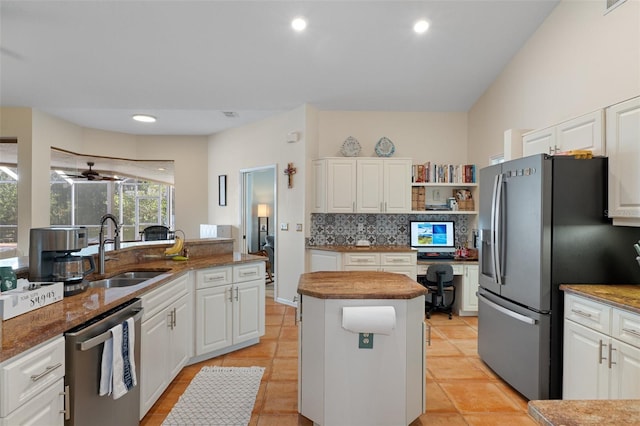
[141,284,537,425]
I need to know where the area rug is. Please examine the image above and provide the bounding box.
[162,366,265,426]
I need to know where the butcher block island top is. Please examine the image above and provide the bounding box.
[0,238,266,362]
[298,271,427,299]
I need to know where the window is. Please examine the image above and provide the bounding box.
[50,172,174,243]
[0,166,18,247]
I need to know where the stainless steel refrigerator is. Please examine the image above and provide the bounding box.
[477,154,640,400]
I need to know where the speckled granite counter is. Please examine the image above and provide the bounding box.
[0,240,265,363]
[561,284,640,314]
[528,399,640,425]
[298,271,427,299]
[307,245,417,252]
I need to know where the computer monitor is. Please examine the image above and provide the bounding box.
[409,220,456,254]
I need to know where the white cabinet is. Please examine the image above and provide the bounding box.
[522,110,604,157]
[313,158,411,213]
[357,158,412,213]
[563,293,640,399]
[308,250,342,272]
[416,263,478,316]
[606,96,640,226]
[195,262,265,357]
[140,274,192,418]
[343,252,417,279]
[0,336,65,426]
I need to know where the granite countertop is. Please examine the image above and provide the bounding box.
[307,245,417,253]
[0,248,265,363]
[298,271,428,299]
[528,399,640,425]
[561,284,640,315]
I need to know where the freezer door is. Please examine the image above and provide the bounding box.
[477,289,551,400]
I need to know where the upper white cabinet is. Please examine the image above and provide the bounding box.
[606,96,640,226]
[313,158,411,214]
[522,110,604,157]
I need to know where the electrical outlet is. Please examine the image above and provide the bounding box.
[432,189,441,201]
[357,223,364,232]
[296,223,303,232]
[280,223,288,231]
[359,333,373,349]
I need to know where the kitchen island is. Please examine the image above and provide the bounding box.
[297,271,427,426]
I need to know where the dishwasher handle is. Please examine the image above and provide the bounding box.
[77,308,144,351]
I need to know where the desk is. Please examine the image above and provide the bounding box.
[417,260,479,316]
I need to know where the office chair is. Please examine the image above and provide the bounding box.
[423,264,455,319]
[139,225,174,241]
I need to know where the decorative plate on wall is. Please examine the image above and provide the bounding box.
[341,136,361,157]
[375,137,395,157]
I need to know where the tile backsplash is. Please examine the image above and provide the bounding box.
[308,213,473,248]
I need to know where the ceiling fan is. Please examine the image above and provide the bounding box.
[61,162,122,181]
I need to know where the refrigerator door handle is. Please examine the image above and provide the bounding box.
[490,173,503,285]
[479,293,537,325]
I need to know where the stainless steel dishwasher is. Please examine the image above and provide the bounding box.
[64,298,143,426]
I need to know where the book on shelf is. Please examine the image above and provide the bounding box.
[411,162,476,183]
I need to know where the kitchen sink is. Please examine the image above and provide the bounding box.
[109,270,170,280]
[90,269,171,288]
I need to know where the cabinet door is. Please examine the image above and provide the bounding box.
[606,96,640,224]
[380,266,416,280]
[168,294,191,381]
[556,110,604,154]
[233,280,265,344]
[461,265,479,312]
[0,379,64,426]
[383,159,412,213]
[312,160,326,213]
[140,309,171,416]
[562,320,609,399]
[356,159,384,213]
[523,127,555,157]
[196,285,232,355]
[610,339,640,399]
[327,159,356,213]
[309,250,342,272]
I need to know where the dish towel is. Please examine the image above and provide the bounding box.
[99,318,137,399]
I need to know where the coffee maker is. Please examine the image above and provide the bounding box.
[29,227,95,296]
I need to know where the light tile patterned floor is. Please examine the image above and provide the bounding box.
[141,284,536,425]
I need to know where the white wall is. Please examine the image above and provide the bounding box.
[468,0,640,167]
[0,108,209,253]
[317,111,468,164]
[208,105,307,304]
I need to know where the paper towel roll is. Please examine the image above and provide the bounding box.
[342,306,396,335]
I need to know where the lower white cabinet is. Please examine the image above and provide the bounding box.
[0,336,65,425]
[308,249,417,280]
[195,262,265,356]
[140,274,192,418]
[563,293,640,399]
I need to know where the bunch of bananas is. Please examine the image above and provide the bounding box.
[164,236,184,256]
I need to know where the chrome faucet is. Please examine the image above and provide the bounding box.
[99,214,121,274]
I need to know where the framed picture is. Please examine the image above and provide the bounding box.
[218,175,227,206]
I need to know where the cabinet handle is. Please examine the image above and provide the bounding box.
[62,385,70,420]
[167,310,173,329]
[206,275,225,282]
[239,270,257,277]
[622,327,640,338]
[571,309,593,318]
[608,343,616,369]
[173,307,177,328]
[598,339,607,364]
[234,287,239,301]
[30,363,62,382]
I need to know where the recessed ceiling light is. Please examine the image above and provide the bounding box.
[291,17,307,32]
[132,114,156,123]
[414,20,430,34]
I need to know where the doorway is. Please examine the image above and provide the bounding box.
[240,165,276,288]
